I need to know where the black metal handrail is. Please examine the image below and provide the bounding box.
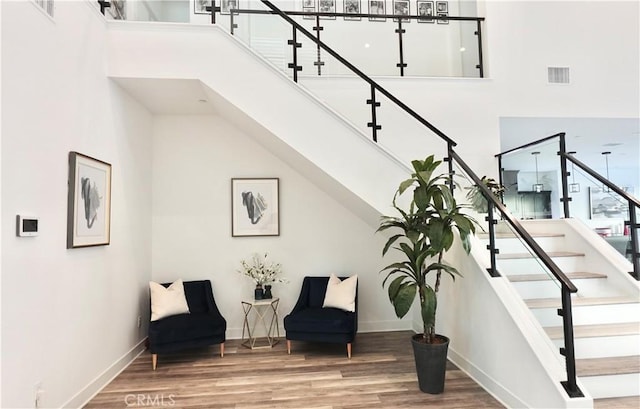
[217,3,485,78]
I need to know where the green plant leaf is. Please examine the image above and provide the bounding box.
[388,275,407,302]
[393,282,416,318]
[398,178,415,195]
[382,234,403,256]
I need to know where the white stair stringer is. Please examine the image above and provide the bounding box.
[484,219,640,403]
[105,22,411,227]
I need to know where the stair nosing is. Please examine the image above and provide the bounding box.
[509,271,607,283]
[526,295,639,309]
[545,322,640,339]
[497,251,585,260]
[576,355,640,377]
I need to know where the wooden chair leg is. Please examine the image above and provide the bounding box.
[287,340,291,355]
[220,342,225,358]
[152,353,158,370]
[347,343,352,359]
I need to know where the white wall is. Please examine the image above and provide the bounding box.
[1,2,153,408]
[151,115,408,337]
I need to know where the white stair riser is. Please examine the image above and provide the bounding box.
[552,335,640,359]
[489,236,569,254]
[532,303,640,327]
[497,257,585,275]
[579,373,640,399]
[513,279,623,299]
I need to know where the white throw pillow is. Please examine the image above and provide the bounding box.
[149,279,190,321]
[322,274,358,312]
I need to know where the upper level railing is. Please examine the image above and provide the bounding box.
[199,0,484,79]
[496,132,640,280]
[96,0,583,398]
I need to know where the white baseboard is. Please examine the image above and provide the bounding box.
[63,338,147,409]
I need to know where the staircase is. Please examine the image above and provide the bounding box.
[485,219,640,406]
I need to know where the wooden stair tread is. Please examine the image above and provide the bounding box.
[497,251,584,260]
[509,271,607,282]
[526,295,639,309]
[576,355,640,377]
[479,232,565,239]
[545,322,640,339]
[594,395,640,409]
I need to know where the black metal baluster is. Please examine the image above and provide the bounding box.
[486,201,500,277]
[312,16,325,76]
[209,0,216,24]
[287,27,303,82]
[558,133,571,218]
[230,10,238,35]
[366,85,381,142]
[628,205,640,280]
[97,0,110,14]
[559,289,584,397]
[475,20,484,78]
[396,21,407,77]
[445,143,456,194]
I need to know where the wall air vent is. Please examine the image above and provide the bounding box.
[33,0,54,17]
[547,67,570,84]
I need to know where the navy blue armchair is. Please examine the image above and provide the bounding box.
[148,280,226,370]
[284,276,358,358]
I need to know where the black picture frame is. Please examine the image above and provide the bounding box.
[67,152,112,248]
[368,0,385,21]
[194,0,211,14]
[220,0,238,15]
[436,0,448,23]
[344,0,361,20]
[417,0,434,23]
[319,0,336,19]
[393,0,410,22]
[232,178,280,237]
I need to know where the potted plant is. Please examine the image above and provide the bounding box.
[464,175,505,214]
[377,155,478,394]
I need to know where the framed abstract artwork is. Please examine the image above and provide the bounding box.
[67,152,112,248]
[232,178,280,237]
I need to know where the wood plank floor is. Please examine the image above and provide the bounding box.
[85,331,504,409]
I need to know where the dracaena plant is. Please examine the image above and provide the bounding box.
[377,155,478,343]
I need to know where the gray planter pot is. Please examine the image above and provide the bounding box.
[411,333,450,394]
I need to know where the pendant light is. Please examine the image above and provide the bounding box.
[568,151,580,193]
[532,151,543,192]
[602,151,611,192]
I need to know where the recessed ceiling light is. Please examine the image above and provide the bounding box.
[198,99,207,103]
